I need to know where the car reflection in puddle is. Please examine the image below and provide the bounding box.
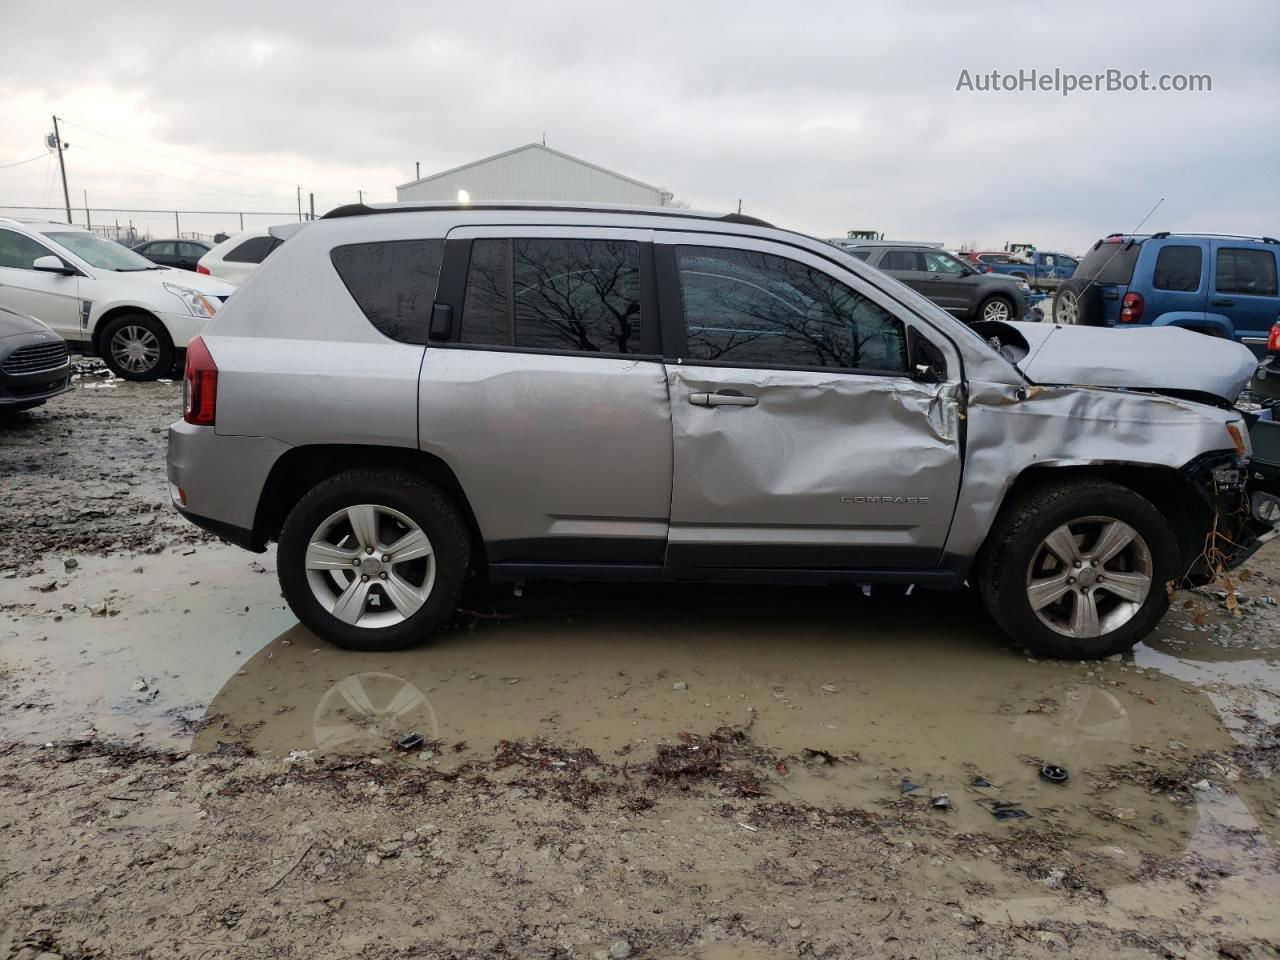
[187,581,1278,911]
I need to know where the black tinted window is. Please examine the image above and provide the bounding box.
[179,242,207,258]
[880,250,921,271]
[1075,240,1141,284]
[0,229,54,269]
[331,240,445,344]
[1152,245,1202,292]
[461,238,643,353]
[224,235,279,263]
[848,250,871,261]
[1216,248,1278,297]
[676,246,908,373]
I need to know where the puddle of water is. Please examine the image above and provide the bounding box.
[0,544,292,743]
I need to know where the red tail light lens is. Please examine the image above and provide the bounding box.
[196,264,210,275]
[1267,322,1280,352]
[183,336,218,426]
[1119,292,1145,324]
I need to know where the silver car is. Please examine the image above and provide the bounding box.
[167,202,1275,659]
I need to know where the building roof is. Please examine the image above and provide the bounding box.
[395,143,667,195]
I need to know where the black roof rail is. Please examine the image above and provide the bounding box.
[1145,231,1280,245]
[321,201,774,228]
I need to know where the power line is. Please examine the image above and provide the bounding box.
[70,142,292,200]
[57,116,302,189]
[0,152,50,170]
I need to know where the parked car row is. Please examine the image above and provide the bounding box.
[963,249,1079,292]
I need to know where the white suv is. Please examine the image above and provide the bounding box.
[196,229,282,285]
[0,219,236,380]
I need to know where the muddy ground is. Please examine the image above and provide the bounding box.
[1,366,1279,960]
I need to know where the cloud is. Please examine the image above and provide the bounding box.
[0,0,1276,249]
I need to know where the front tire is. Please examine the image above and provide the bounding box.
[100,313,174,381]
[278,470,471,651]
[976,294,1015,323]
[977,479,1178,659]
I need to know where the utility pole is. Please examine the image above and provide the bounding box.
[83,190,91,229]
[737,199,742,215]
[296,185,302,222]
[309,192,315,220]
[239,212,244,230]
[174,211,180,236]
[358,189,363,204]
[51,115,72,224]
[415,161,420,180]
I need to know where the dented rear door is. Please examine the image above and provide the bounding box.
[657,236,963,571]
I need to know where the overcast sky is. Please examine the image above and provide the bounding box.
[1,0,1276,251]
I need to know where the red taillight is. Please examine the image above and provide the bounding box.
[1267,322,1280,353]
[183,336,218,426]
[1119,292,1145,324]
[196,264,210,275]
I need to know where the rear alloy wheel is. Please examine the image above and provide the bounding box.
[978,295,1014,323]
[978,479,1178,659]
[278,470,470,651]
[100,313,174,381]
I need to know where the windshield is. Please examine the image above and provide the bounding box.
[43,231,160,271]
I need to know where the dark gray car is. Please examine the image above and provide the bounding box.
[848,244,1033,324]
[0,305,72,412]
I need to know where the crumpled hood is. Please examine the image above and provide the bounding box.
[1007,322,1258,403]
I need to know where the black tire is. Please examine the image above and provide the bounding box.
[277,469,471,651]
[975,294,1016,324]
[99,312,174,381]
[1053,279,1104,327]
[976,479,1178,660]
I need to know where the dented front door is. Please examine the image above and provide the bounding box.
[660,237,963,570]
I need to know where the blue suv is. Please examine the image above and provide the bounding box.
[1053,233,1280,354]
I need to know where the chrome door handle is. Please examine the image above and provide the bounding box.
[689,392,758,407]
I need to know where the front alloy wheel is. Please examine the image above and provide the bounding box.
[980,296,1013,322]
[1025,516,1153,638]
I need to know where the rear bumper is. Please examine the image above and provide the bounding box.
[166,420,289,552]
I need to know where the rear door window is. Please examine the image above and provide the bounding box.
[1216,248,1278,296]
[880,250,922,271]
[459,238,644,354]
[1075,240,1141,285]
[1152,245,1203,292]
[331,239,445,344]
[179,242,206,259]
[675,246,908,373]
[223,235,280,264]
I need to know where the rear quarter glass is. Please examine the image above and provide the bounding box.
[1075,241,1141,285]
[330,239,445,344]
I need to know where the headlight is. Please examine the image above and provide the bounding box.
[164,282,220,319]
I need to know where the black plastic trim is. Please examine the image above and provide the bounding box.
[175,505,265,553]
[666,542,941,570]
[653,243,687,358]
[322,202,774,228]
[489,562,959,588]
[486,536,666,565]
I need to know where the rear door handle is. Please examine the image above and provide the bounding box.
[1212,298,1235,307]
[689,392,758,407]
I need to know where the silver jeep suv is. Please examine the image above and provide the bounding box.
[167,202,1275,659]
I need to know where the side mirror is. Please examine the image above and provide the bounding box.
[912,363,941,383]
[32,255,74,275]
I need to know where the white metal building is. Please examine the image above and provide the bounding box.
[396,143,674,206]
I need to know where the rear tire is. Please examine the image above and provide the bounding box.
[278,469,471,651]
[100,313,174,381]
[976,479,1178,660]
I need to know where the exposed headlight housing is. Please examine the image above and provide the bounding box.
[164,282,220,319]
